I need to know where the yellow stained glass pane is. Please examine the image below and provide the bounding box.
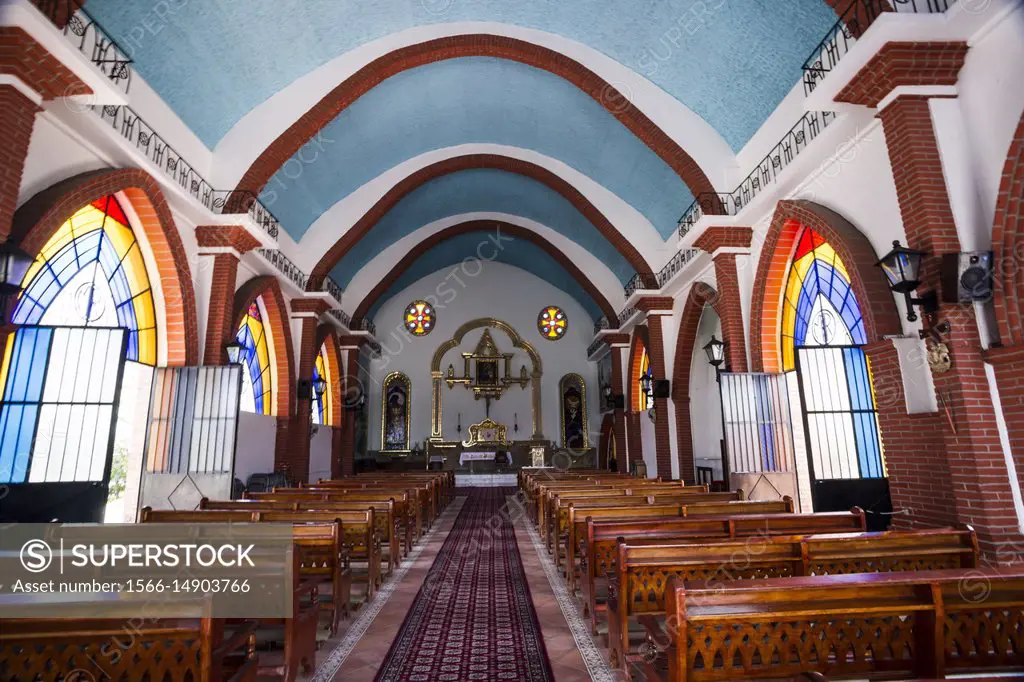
[122,243,151,295]
[133,290,156,330]
[104,216,137,259]
[136,328,157,366]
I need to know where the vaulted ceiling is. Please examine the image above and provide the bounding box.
[86,0,839,323]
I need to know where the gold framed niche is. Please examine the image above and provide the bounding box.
[559,373,589,449]
[429,317,543,441]
[381,371,412,454]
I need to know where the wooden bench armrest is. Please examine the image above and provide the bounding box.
[214,619,258,659]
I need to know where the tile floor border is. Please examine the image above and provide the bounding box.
[309,495,467,682]
[510,495,616,682]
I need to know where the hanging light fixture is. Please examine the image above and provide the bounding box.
[225,339,244,364]
[703,334,726,368]
[876,240,937,322]
[0,242,32,325]
[312,376,327,398]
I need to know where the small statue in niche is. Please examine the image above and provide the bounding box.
[927,340,952,374]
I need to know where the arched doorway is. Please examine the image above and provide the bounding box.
[782,224,890,522]
[1,195,160,521]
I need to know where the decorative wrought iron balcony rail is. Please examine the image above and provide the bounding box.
[321,276,345,307]
[802,0,955,95]
[35,1,132,93]
[657,248,701,288]
[616,304,638,327]
[358,318,377,337]
[327,307,351,328]
[93,105,281,241]
[677,110,837,240]
[593,316,610,336]
[256,249,308,291]
[587,337,606,358]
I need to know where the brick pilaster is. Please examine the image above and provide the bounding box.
[645,313,673,479]
[609,341,629,470]
[879,95,1020,555]
[0,86,39,242]
[986,345,1024,498]
[627,411,642,475]
[196,226,262,365]
[339,345,365,476]
[694,228,752,374]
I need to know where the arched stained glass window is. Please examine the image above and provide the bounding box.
[637,349,652,411]
[781,227,866,371]
[236,298,273,415]
[782,225,884,483]
[311,342,333,426]
[13,195,157,365]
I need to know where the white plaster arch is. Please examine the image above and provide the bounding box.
[344,212,627,317]
[211,23,738,191]
[295,143,666,274]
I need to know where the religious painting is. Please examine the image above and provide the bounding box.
[559,373,588,449]
[538,306,568,340]
[381,372,411,451]
[476,359,498,386]
[405,300,435,336]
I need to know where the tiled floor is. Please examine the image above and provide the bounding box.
[296,490,611,681]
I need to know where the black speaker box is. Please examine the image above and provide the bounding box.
[652,379,671,398]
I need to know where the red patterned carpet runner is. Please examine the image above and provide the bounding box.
[375,487,554,681]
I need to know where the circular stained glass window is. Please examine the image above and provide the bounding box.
[538,306,568,340]
[405,300,435,336]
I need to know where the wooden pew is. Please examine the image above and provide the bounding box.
[607,527,978,671]
[579,509,866,635]
[659,568,1024,681]
[305,481,434,530]
[565,499,794,590]
[0,595,258,682]
[207,496,404,573]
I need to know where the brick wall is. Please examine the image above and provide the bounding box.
[0,27,90,100]
[0,86,38,244]
[835,42,968,108]
[610,344,627,468]
[203,254,241,365]
[646,313,673,478]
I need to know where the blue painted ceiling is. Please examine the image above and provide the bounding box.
[328,168,634,288]
[366,231,603,322]
[265,57,691,241]
[88,0,837,150]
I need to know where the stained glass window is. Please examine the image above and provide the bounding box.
[781,227,866,371]
[405,300,434,336]
[638,349,652,411]
[538,306,568,340]
[311,342,332,426]
[782,225,884,481]
[236,298,273,415]
[13,195,157,365]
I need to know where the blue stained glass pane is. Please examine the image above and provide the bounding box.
[0,404,36,483]
[127,330,139,361]
[753,377,777,470]
[853,412,883,478]
[108,264,132,306]
[97,234,121,277]
[5,328,51,402]
[48,243,82,284]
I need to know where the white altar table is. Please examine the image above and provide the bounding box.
[459,451,496,467]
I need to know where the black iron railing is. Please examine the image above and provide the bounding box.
[36,1,132,93]
[327,308,351,328]
[678,111,837,240]
[802,0,956,95]
[657,248,701,287]
[321,276,345,306]
[256,249,308,291]
[616,304,638,326]
[358,318,377,337]
[94,105,281,240]
[593,316,610,336]
[587,337,606,357]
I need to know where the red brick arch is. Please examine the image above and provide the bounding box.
[749,200,902,373]
[10,168,199,366]
[233,276,295,418]
[992,112,1024,346]
[315,324,344,428]
[349,219,620,326]
[307,154,658,290]
[671,281,724,484]
[229,34,718,207]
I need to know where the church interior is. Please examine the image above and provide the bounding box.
[1,0,1024,679]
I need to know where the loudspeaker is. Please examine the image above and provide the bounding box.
[612,395,626,410]
[941,251,993,303]
[652,379,671,398]
[297,378,312,400]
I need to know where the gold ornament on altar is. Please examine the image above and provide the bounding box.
[444,329,530,401]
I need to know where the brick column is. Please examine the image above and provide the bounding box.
[835,42,1020,553]
[338,340,367,477]
[286,298,332,485]
[195,226,262,364]
[986,346,1024,496]
[0,29,92,240]
[638,297,674,479]
[694,227,753,373]
[606,335,630,471]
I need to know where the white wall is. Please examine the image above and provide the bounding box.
[18,115,109,208]
[234,412,278,484]
[365,262,600,448]
[690,308,725,480]
[309,426,334,482]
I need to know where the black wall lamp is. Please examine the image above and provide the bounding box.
[876,240,938,324]
[0,242,32,325]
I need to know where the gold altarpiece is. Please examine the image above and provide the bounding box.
[428,318,544,452]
